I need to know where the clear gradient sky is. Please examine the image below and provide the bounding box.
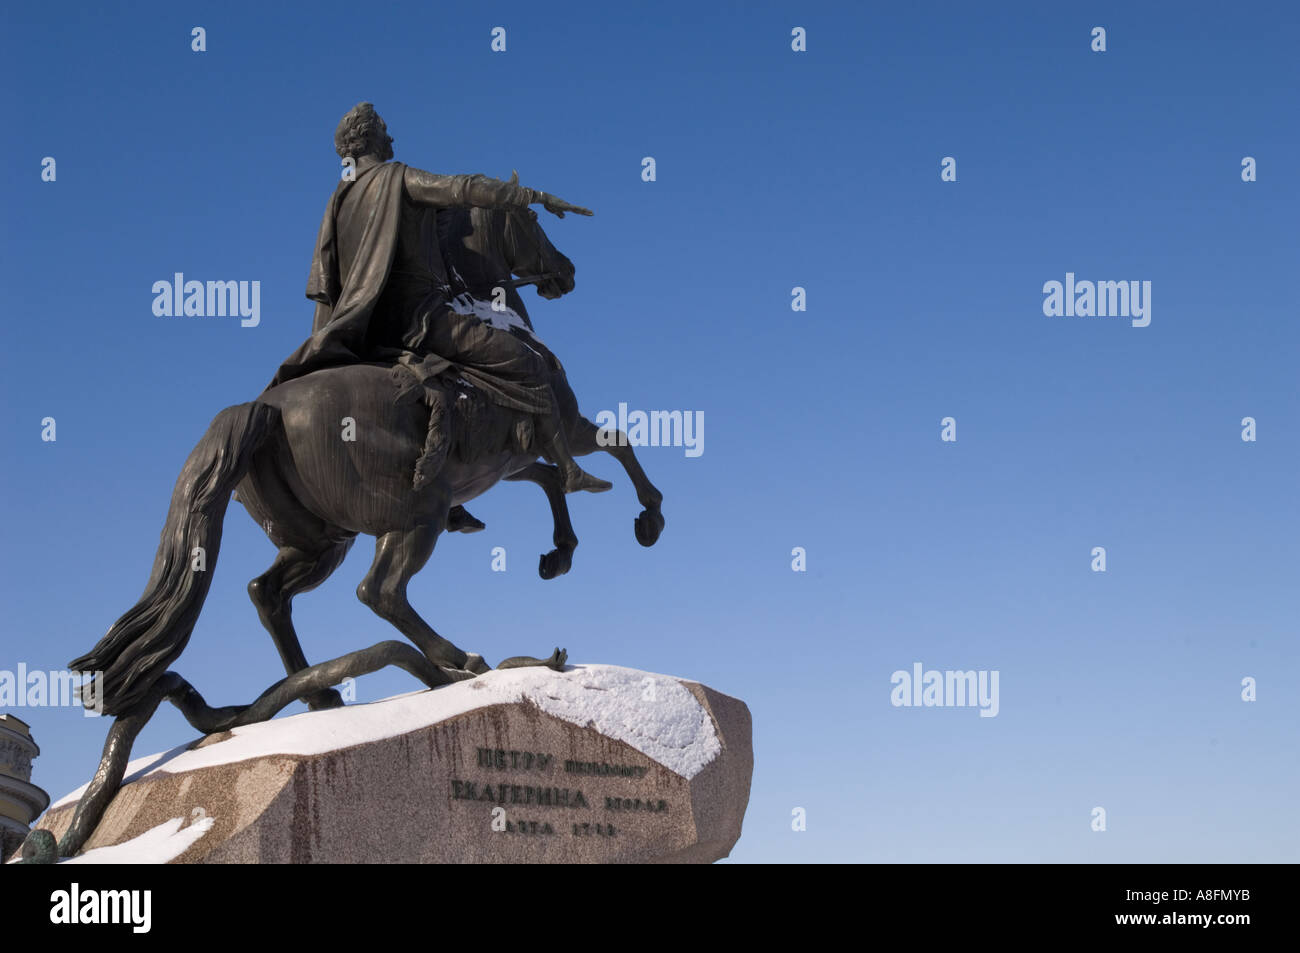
[2,1,1297,862]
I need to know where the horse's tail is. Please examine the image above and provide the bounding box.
[70,401,280,717]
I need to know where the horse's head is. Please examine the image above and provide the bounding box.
[502,205,575,300]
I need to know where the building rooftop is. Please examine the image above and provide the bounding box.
[0,714,33,738]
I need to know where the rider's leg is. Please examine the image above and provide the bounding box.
[430,307,610,494]
[536,388,612,494]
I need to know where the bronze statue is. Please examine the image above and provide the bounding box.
[269,102,611,495]
[19,103,666,863]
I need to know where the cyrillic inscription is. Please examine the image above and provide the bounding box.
[454,750,669,841]
[605,797,668,813]
[502,820,555,836]
[564,759,648,778]
[451,780,589,808]
[572,823,617,837]
[476,748,553,771]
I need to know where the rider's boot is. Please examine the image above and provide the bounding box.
[447,505,486,533]
[536,403,611,494]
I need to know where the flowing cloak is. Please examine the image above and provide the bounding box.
[266,160,410,390]
[264,161,551,417]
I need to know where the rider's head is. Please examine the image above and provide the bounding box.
[335,102,394,162]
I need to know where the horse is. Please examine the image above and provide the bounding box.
[69,200,662,720]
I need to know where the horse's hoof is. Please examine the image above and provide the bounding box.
[634,509,664,547]
[307,688,345,711]
[538,549,572,580]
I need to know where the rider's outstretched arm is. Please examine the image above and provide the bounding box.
[403,167,536,210]
[403,167,593,218]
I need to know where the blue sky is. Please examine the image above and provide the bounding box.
[2,1,1297,862]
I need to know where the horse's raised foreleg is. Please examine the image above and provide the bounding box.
[248,539,354,710]
[356,521,473,670]
[568,415,665,546]
[505,462,577,579]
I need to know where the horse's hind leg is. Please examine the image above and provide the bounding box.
[505,462,577,579]
[356,521,473,670]
[568,415,665,546]
[248,539,355,710]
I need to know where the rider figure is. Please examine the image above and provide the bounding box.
[268,102,610,494]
